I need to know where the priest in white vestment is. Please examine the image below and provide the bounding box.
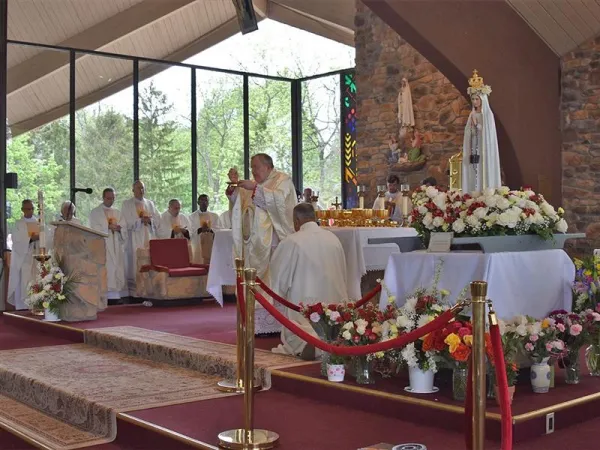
[7,200,41,310]
[157,199,192,240]
[271,203,348,358]
[189,194,220,264]
[226,153,297,284]
[89,188,127,300]
[120,180,160,295]
[372,174,410,222]
[47,200,83,249]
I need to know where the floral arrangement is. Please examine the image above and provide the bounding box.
[337,302,395,348]
[501,315,565,363]
[408,185,568,244]
[25,258,77,315]
[572,255,600,312]
[437,318,474,368]
[300,301,344,342]
[548,310,595,352]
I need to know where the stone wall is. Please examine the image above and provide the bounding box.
[354,1,471,204]
[561,37,600,255]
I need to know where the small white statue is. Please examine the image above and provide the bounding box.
[397,77,415,139]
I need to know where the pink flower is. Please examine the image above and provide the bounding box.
[309,312,321,323]
[570,324,583,336]
[525,342,534,351]
[556,323,566,332]
[546,343,553,351]
[529,334,539,342]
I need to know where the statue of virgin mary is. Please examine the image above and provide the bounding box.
[397,77,415,139]
[461,70,501,192]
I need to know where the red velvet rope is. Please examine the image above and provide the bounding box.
[464,325,513,450]
[236,276,246,324]
[255,277,301,312]
[489,323,513,450]
[252,287,456,356]
[255,277,382,313]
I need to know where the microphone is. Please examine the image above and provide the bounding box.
[71,187,93,195]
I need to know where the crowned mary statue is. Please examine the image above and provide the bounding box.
[461,70,502,192]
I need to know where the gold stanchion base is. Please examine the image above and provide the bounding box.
[216,380,262,393]
[218,429,279,449]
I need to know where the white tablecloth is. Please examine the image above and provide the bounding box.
[380,250,575,320]
[207,227,417,305]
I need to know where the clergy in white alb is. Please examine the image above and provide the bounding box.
[189,194,220,264]
[120,180,160,295]
[302,188,322,211]
[271,203,348,357]
[47,200,83,249]
[157,199,192,240]
[7,200,41,310]
[226,153,297,284]
[372,174,410,222]
[89,188,127,299]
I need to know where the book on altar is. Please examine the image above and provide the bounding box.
[427,232,453,253]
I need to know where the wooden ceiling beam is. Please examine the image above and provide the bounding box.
[7,0,196,95]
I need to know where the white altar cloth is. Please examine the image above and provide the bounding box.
[380,250,575,320]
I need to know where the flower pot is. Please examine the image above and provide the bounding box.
[326,364,345,382]
[408,367,436,394]
[44,308,60,322]
[494,385,515,405]
[530,358,551,393]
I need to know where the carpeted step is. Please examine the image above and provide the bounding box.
[0,344,238,449]
[82,326,311,389]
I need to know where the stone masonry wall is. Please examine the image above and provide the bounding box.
[354,1,471,205]
[561,37,600,255]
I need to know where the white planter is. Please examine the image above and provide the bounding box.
[44,308,60,322]
[530,357,551,393]
[326,364,345,382]
[408,367,435,393]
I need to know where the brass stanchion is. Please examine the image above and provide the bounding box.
[470,281,487,450]
[217,258,259,393]
[218,268,279,449]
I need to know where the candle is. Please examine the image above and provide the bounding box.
[39,231,46,249]
[402,196,409,216]
[359,196,365,209]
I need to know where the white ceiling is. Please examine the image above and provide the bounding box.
[6,0,354,135]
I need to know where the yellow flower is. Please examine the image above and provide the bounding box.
[375,351,385,359]
[444,333,461,353]
[42,301,49,309]
[463,335,473,346]
[541,318,551,329]
[440,289,450,297]
[574,258,583,270]
[389,324,398,336]
[558,207,564,215]
[584,270,592,277]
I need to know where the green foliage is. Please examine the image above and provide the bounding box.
[7,69,344,231]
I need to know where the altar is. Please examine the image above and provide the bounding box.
[380,250,575,319]
[207,227,417,334]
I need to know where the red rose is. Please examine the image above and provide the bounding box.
[328,304,337,311]
[352,335,360,343]
[343,312,352,321]
[368,333,377,341]
[452,344,471,362]
[458,327,471,338]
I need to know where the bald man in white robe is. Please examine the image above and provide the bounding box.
[270,203,348,358]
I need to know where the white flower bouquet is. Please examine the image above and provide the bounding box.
[408,185,568,244]
[25,258,78,316]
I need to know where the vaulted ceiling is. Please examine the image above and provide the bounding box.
[6,0,600,136]
[6,0,354,135]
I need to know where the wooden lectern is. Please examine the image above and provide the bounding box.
[50,221,108,321]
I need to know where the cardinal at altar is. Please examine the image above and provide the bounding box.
[270,203,348,357]
[7,199,41,310]
[461,69,502,192]
[89,188,127,300]
[120,180,160,295]
[226,154,297,283]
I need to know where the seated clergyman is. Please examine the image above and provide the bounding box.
[270,203,348,359]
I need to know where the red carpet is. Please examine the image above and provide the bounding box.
[0,315,76,350]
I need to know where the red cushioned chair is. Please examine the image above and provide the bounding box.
[136,239,211,303]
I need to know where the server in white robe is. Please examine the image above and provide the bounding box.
[157,199,192,240]
[271,203,348,357]
[189,194,220,264]
[120,180,160,295]
[89,188,127,300]
[7,200,41,310]
[373,174,411,222]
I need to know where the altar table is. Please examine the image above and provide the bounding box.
[380,250,575,320]
[207,227,417,334]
